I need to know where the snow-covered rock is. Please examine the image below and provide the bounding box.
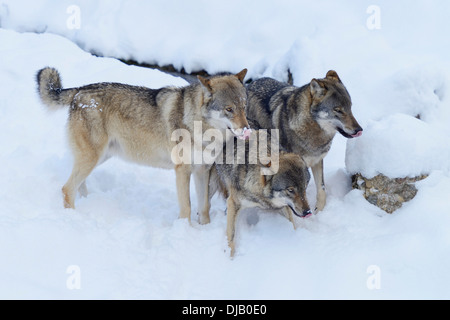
[345,113,450,213]
[345,113,450,179]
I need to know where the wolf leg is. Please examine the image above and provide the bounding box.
[78,181,88,197]
[193,166,211,225]
[226,193,240,258]
[63,123,110,208]
[175,164,192,223]
[311,159,326,213]
[62,151,101,209]
[77,153,112,197]
[77,153,112,198]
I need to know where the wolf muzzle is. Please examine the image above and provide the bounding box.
[231,127,252,140]
[338,127,363,139]
[289,205,312,218]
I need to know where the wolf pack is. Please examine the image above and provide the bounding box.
[36,66,362,257]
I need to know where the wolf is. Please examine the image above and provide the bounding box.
[36,67,249,224]
[210,126,311,257]
[246,70,363,213]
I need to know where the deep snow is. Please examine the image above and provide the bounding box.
[0,1,450,299]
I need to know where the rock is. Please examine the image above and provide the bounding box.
[351,173,427,213]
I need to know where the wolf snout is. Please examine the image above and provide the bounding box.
[232,127,252,140]
[302,209,312,218]
[351,128,363,138]
[289,205,312,218]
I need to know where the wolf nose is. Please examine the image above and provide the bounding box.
[351,128,363,138]
[302,209,312,218]
[237,127,252,140]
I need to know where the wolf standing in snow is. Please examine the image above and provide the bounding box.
[36,67,249,224]
[246,70,363,213]
[210,125,312,257]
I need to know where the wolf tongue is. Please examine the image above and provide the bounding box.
[239,127,252,140]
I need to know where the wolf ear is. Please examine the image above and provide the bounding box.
[198,75,213,96]
[234,68,248,84]
[325,70,341,82]
[310,79,326,97]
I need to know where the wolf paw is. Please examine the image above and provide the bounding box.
[197,212,211,225]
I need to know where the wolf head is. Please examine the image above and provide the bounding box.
[198,69,251,139]
[309,70,363,138]
[262,153,312,217]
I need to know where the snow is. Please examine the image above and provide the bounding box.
[1,1,450,299]
[346,113,450,179]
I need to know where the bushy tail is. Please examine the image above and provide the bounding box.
[36,67,76,110]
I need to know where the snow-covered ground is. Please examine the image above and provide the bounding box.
[0,1,450,299]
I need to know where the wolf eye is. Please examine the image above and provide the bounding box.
[286,187,295,193]
[333,107,344,114]
[225,106,233,113]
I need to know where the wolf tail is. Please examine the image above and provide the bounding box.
[36,67,77,110]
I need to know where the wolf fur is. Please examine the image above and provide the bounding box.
[246,70,363,213]
[210,126,311,257]
[36,67,249,224]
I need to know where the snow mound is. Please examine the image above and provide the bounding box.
[345,113,450,178]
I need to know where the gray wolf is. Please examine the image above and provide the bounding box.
[246,70,362,213]
[36,67,249,224]
[210,126,311,257]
